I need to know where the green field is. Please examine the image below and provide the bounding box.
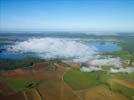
[110,81,134,100]
[64,69,134,99]
[4,79,38,93]
[64,69,103,90]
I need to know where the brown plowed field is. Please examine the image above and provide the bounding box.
[0,69,61,81]
[0,92,25,100]
[38,80,82,100]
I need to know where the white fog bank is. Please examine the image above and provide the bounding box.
[7,38,98,62]
[89,58,122,67]
[80,57,134,73]
[7,37,134,73]
[110,67,134,73]
[80,66,102,72]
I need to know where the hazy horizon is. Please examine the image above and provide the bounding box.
[0,0,134,32]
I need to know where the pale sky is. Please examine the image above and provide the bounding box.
[0,0,134,32]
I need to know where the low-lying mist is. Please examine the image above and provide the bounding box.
[81,57,134,73]
[7,37,134,73]
[7,38,97,62]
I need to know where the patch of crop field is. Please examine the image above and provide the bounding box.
[100,72,134,100]
[64,69,104,90]
[63,61,81,69]
[0,80,13,95]
[44,65,57,72]
[111,72,134,80]
[0,68,59,81]
[0,92,25,100]
[38,80,57,88]
[0,62,65,94]
[64,69,134,99]
[54,62,70,71]
[57,61,72,67]
[109,79,134,100]
[75,85,129,100]
[3,78,38,93]
[100,72,134,84]
[122,80,134,88]
[38,80,82,100]
[0,69,38,80]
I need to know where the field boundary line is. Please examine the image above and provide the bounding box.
[23,92,29,100]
